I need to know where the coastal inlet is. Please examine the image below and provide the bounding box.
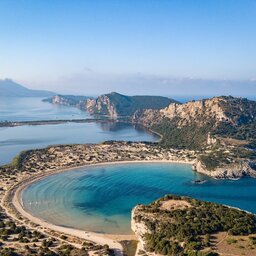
[22,162,256,235]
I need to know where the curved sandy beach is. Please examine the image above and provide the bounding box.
[6,160,193,256]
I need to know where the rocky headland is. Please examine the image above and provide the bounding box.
[133,96,256,179]
[132,195,256,256]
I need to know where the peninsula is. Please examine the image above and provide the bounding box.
[132,195,256,256]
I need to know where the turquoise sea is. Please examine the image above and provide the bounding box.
[22,163,256,235]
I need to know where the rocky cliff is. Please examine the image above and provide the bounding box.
[132,195,256,256]
[85,94,119,117]
[133,96,256,179]
[133,96,256,148]
[44,92,178,119]
[193,158,256,179]
[134,96,256,129]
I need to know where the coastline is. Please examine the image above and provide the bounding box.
[5,159,193,256]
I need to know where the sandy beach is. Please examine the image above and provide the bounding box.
[6,159,193,256]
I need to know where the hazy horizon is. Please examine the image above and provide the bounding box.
[1,0,256,97]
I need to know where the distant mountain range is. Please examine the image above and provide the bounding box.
[0,79,55,97]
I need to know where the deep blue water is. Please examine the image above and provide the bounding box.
[23,163,256,234]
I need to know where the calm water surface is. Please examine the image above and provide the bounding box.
[23,163,256,234]
[0,97,158,165]
[0,97,90,121]
[0,122,158,165]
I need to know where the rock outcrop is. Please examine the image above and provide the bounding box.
[134,96,256,128]
[131,206,150,253]
[193,159,256,179]
[133,96,256,179]
[85,94,119,117]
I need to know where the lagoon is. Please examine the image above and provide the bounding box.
[0,122,158,165]
[0,97,158,165]
[22,163,256,235]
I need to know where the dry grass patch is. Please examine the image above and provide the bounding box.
[211,232,256,256]
[160,199,191,211]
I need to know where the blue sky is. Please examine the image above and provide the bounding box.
[0,0,256,96]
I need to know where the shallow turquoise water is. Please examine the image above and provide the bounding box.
[22,163,256,234]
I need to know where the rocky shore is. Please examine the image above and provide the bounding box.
[193,159,256,179]
[131,195,256,256]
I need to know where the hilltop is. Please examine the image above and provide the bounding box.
[0,79,55,97]
[133,96,256,179]
[132,194,256,256]
[133,96,256,148]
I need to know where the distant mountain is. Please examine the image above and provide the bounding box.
[85,92,179,118]
[0,79,55,97]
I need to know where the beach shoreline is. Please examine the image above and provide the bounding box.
[4,159,193,256]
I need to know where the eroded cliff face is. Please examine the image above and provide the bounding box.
[51,95,71,106]
[134,96,256,128]
[131,206,150,253]
[85,95,118,118]
[160,99,227,127]
[133,96,256,179]
[132,109,162,127]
